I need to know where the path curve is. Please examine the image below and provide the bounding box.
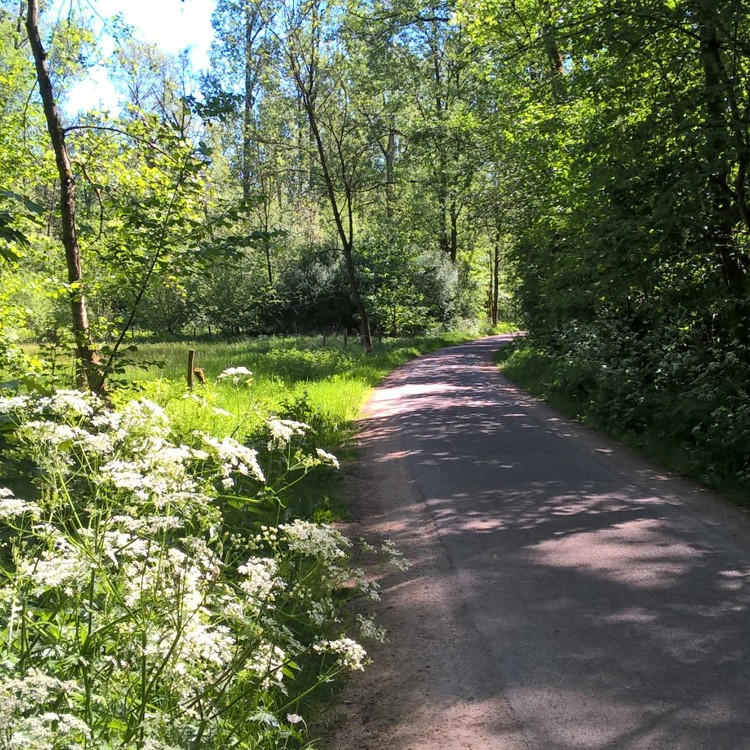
[322,335,750,750]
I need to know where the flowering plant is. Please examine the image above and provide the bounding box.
[0,387,378,749]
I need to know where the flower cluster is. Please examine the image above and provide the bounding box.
[0,387,376,749]
[266,417,310,449]
[216,365,253,386]
[199,432,266,488]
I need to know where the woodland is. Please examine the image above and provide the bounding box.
[0,0,749,748]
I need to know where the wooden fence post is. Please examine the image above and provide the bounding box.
[187,349,195,390]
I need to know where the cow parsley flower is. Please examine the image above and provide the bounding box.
[119,398,170,439]
[16,536,90,595]
[313,637,367,671]
[266,417,310,449]
[237,558,281,614]
[23,421,77,447]
[381,539,410,571]
[248,642,286,689]
[0,488,41,520]
[199,433,266,484]
[216,366,253,385]
[34,389,98,419]
[315,448,340,469]
[0,395,30,413]
[280,520,350,563]
[356,614,387,644]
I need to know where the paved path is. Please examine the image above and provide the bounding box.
[325,335,750,750]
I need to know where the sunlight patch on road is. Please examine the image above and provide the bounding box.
[527,518,701,589]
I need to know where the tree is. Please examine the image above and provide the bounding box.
[26,0,104,394]
[279,0,376,351]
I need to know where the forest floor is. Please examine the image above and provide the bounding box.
[316,335,750,750]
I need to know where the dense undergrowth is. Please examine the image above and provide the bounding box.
[0,329,496,749]
[496,323,750,502]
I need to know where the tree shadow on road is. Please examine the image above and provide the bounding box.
[340,336,750,750]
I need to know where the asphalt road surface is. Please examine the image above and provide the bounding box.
[324,334,750,750]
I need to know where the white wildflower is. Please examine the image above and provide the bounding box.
[0,488,41,520]
[315,448,340,469]
[75,429,114,455]
[358,538,378,554]
[381,539,410,571]
[306,599,336,627]
[286,713,303,725]
[216,366,253,385]
[90,410,122,431]
[314,637,368,671]
[249,642,286,689]
[356,614,387,644]
[0,669,86,750]
[119,398,170,438]
[16,536,90,594]
[23,421,77,446]
[100,459,149,500]
[280,519,350,563]
[266,417,310,449]
[0,395,29,413]
[237,558,281,613]
[200,433,266,483]
[35,389,97,418]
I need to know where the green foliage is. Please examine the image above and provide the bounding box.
[0,387,396,749]
[499,328,750,498]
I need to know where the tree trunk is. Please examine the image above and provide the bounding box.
[539,0,564,90]
[242,1,254,203]
[449,201,459,264]
[288,31,373,353]
[491,236,500,327]
[26,0,105,395]
[695,2,747,296]
[384,126,396,219]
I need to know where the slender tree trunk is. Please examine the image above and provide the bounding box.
[449,201,459,264]
[539,0,564,100]
[695,2,747,296]
[384,126,396,219]
[287,27,373,352]
[491,229,501,327]
[26,0,105,395]
[306,110,372,350]
[242,2,254,202]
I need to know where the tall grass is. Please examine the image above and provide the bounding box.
[127,332,484,428]
[115,332,490,519]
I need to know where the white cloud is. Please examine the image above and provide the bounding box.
[50,0,216,113]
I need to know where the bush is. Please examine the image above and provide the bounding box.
[499,321,750,496]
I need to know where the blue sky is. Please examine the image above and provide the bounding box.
[50,0,216,112]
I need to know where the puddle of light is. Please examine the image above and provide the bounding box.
[528,518,701,589]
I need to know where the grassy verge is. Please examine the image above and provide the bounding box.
[127,331,502,417]
[120,331,497,517]
[494,340,750,503]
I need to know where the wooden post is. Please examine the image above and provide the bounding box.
[344,328,348,347]
[187,349,195,390]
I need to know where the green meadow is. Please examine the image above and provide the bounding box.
[126,331,492,428]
